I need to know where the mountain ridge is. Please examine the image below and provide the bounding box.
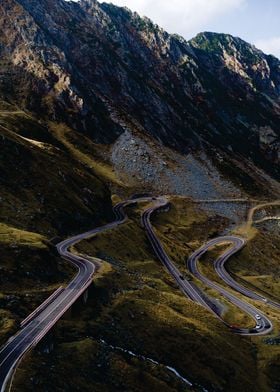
[0,0,279,184]
[0,2,280,391]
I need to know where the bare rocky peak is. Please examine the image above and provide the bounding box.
[0,0,279,178]
[190,32,280,98]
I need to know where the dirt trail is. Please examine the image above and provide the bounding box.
[254,217,280,224]
[194,198,280,238]
[246,200,280,230]
[194,198,262,203]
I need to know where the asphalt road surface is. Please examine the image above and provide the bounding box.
[0,196,150,391]
[142,200,274,336]
[0,195,276,391]
[213,237,280,311]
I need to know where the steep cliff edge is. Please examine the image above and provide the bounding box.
[0,0,279,182]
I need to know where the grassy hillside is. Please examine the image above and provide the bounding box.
[152,199,280,391]
[12,200,263,392]
[0,223,75,346]
[0,107,279,391]
[0,111,113,236]
[0,107,113,343]
[230,224,280,301]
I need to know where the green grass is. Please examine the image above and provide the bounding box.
[0,223,46,248]
[0,112,112,236]
[49,122,126,189]
[1,108,279,391]
[197,247,255,327]
[228,229,280,300]
[13,199,262,392]
[154,198,280,391]
[0,222,76,343]
[0,109,112,345]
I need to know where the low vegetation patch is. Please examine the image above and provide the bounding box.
[13,199,265,392]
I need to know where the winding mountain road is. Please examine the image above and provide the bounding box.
[142,199,275,335]
[213,238,280,311]
[0,197,149,392]
[141,199,214,308]
[187,237,273,334]
[0,195,278,391]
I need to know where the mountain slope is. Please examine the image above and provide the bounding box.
[0,107,113,346]
[0,0,279,182]
[0,110,113,236]
[0,1,280,391]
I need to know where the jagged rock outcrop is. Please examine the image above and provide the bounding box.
[0,0,279,179]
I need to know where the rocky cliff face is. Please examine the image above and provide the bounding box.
[0,0,279,181]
